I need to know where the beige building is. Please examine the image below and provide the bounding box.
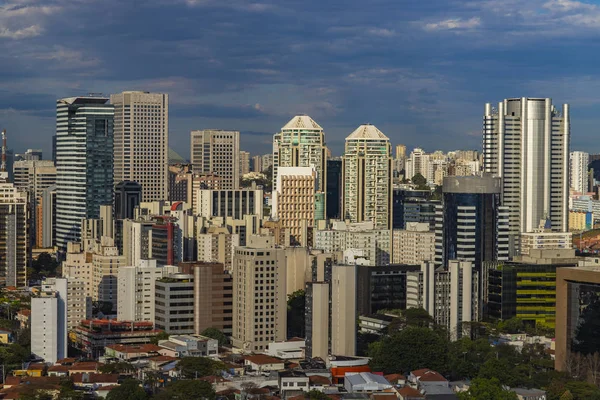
[569,211,589,232]
[111,91,169,202]
[179,262,233,336]
[0,183,28,287]
[342,124,392,229]
[520,230,572,255]
[272,166,316,246]
[392,222,435,264]
[331,265,357,356]
[190,130,240,190]
[231,235,286,352]
[240,151,251,177]
[197,225,239,270]
[42,277,91,331]
[306,282,329,360]
[252,155,262,172]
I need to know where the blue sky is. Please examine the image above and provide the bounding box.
[1,0,600,158]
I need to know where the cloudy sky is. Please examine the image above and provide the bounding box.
[1,0,599,158]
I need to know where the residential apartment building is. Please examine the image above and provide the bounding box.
[342,124,392,229]
[483,98,570,236]
[197,226,239,270]
[232,236,287,352]
[190,130,240,190]
[31,290,66,364]
[570,151,589,194]
[111,91,169,202]
[117,260,179,322]
[520,230,572,255]
[272,166,317,246]
[0,183,27,286]
[273,115,327,196]
[392,222,435,264]
[42,277,91,332]
[55,96,114,251]
[195,186,263,219]
[240,151,251,177]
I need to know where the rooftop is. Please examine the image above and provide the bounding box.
[245,354,284,365]
[281,115,323,131]
[346,124,388,140]
[411,369,447,382]
[105,344,161,353]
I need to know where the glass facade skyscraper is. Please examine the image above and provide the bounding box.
[55,97,114,252]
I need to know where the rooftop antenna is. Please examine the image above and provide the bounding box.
[1,129,6,173]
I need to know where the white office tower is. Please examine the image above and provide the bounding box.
[570,151,589,194]
[190,130,240,190]
[117,260,179,322]
[342,124,393,229]
[55,97,114,251]
[31,279,68,364]
[111,92,169,202]
[483,98,570,236]
[272,166,317,246]
[273,115,327,195]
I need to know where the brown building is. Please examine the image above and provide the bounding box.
[179,262,233,336]
[555,264,600,370]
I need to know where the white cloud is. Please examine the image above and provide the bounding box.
[424,17,481,31]
[543,0,595,12]
[367,28,396,37]
[0,24,42,39]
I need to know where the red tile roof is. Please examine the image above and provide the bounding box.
[48,365,69,373]
[384,373,405,383]
[244,354,284,365]
[411,369,447,382]
[309,375,331,385]
[71,373,119,384]
[105,344,162,353]
[398,386,424,398]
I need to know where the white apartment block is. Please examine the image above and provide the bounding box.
[273,115,327,194]
[118,260,179,322]
[520,230,573,255]
[31,289,66,364]
[272,166,317,246]
[483,98,570,234]
[111,91,169,202]
[405,148,433,183]
[190,130,240,190]
[314,220,391,266]
[342,124,392,229]
[392,222,435,264]
[570,151,589,194]
[42,277,91,331]
[232,236,287,352]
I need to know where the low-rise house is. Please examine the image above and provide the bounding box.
[244,355,285,373]
[0,376,61,399]
[0,329,13,344]
[158,334,218,358]
[408,369,448,388]
[148,355,179,371]
[104,344,162,361]
[47,365,69,377]
[397,386,424,400]
[16,309,30,330]
[72,373,119,389]
[308,375,331,391]
[359,315,394,334]
[511,388,547,400]
[95,385,121,399]
[67,362,104,375]
[279,371,310,394]
[26,363,46,377]
[344,372,393,393]
[384,373,406,386]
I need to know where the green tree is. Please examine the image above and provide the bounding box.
[563,381,600,400]
[200,327,229,347]
[560,390,574,400]
[307,390,330,400]
[447,338,494,380]
[287,289,305,338]
[154,380,215,400]
[403,307,434,328]
[572,299,600,356]
[105,379,148,400]
[498,317,525,334]
[457,378,517,400]
[150,331,169,345]
[99,361,136,374]
[368,327,449,374]
[411,173,429,189]
[178,356,225,379]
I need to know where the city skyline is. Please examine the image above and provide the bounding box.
[2,0,600,157]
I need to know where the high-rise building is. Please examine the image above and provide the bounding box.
[0,183,27,287]
[197,226,239,270]
[15,149,43,161]
[326,159,342,220]
[405,148,432,182]
[435,176,510,267]
[13,160,56,199]
[570,151,589,194]
[195,186,263,220]
[342,124,392,229]
[155,273,195,334]
[178,262,233,336]
[111,91,169,202]
[392,223,435,264]
[240,151,250,177]
[91,237,126,311]
[261,154,273,172]
[483,98,570,236]
[396,144,407,160]
[42,277,91,331]
[392,189,438,230]
[252,155,262,173]
[273,115,327,195]
[55,96,114,251]
[31,290,66,364]
[114,181,143,220]
[118,260,179,322]
[39,184,57,248]
[232,236,286,352]
[190,130,240,190]
[272,166,317,246]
